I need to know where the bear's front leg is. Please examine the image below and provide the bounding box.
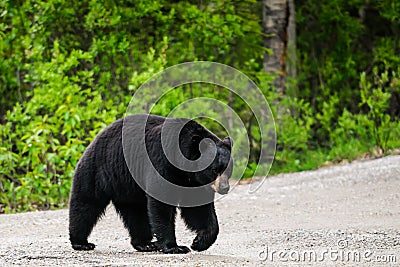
[180,203,219,252]
[147,197,190,254]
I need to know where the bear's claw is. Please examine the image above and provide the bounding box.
[72,242,96,251]
[162,245,191,254]
[191,231,216,252]
[133,242,159,252]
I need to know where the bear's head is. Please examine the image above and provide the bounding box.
[178,120,233,195]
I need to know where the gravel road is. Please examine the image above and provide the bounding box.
[1,155,399,266]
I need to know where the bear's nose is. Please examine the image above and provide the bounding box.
[217,183,230,194]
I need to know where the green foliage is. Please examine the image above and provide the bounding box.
[359,68,400,153]
[1,43,110,212]
[1,0,400,213]
[0,0,263,213]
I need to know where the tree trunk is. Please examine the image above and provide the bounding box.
[263,0,296,96]
[286,0,296,95]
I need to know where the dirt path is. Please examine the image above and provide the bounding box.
[1,156,399,266]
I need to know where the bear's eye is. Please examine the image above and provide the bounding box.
[211,167,219,175]
[191,135,202,144]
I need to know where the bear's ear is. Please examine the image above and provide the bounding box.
[222,137,233,149]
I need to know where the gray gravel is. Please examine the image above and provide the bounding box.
[1,155,399,266]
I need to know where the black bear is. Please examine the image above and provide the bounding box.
[69,114,233,254]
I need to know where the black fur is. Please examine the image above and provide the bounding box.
[69,114,232,254]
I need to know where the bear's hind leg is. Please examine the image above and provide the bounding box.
[69,197,108,250]
[113,202,158,252]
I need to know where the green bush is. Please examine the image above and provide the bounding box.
[1,0,400,213]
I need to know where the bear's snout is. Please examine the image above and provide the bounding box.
[211,174,230,195]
